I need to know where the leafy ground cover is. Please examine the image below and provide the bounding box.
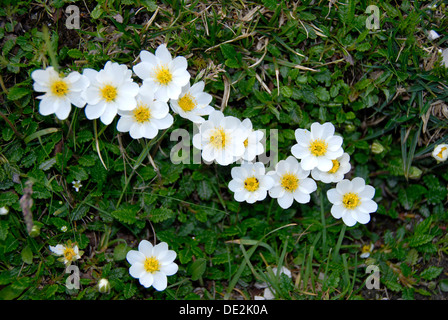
[0,0,448,301]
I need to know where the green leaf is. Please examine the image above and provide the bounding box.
[149,207,175,223]
[111,205,139,224]
[113,243,129,261]
[0,192,18,207]
[408,234,434,247]
[420,266,443,281]
[67,49,83,59]
[188,258,206,281]
[220,43,237,60]
[21,246,33,264]
[39,157,57,171]
[7,86,30,101]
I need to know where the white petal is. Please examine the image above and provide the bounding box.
[331,204,345,219]
[300,155,318,170]
[293,191,310,204]
[100,104,118,125]
[152,272,168,291]
[359,199,378,214]
[116,116,134,132]
[327,188,342,205]
[342,212,357,227]
[139,272,154,288]
[54,99,72,120]
[155,44,172,64]
[278,193,294,209]
[298,178,317,194]
[359,185,376,200]
[317,157,333,172]
[138,240,154,257]
[161,262,178,276]
[129,263,146,279]
[355,211,371,224]
[126,250,146,265]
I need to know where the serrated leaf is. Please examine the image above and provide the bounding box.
[113,243,129,261]
[197,179,213,201]
[149,207,175,223]
[408,234,434,247]
[0,192,18,207]
[67,49,83,59]
[111,205,138,224]
[7,86,30,101]
[420,266,443,281]
[39,157,57,171]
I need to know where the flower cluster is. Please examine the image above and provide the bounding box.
[31,44,214,140]
[226,122,378,227]
[34,44,378,294]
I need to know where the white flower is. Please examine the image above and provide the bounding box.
[169,81,214,124]
[133,44,190,102]
[360,243,374,258]
[0,206,8,215]
[268,156,317,209]
[228,162,274,204]
[326,177,378,227]
[432,144,448,162]
[311,152,351,184]
[192,110,248,166]
[82,61,139,125]
[126,240,178,291]
[117,86,173,139]
[291,122,344,171]
[31,66,89,120]
[72,180,82,192]
[239,118,264,162]
[49,242,82,266]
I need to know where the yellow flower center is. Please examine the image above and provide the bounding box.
[50,79,69,97]
[63,247,76,262]
[244,177,259,192]
[361,244,372,254]
[100,84,118,102]
[281,173,299,192]
[210,128,227,149]
[437,147,447,159]
[342,192,360,210]
[309,139,328,157]
[178,93,196,112]
[328,159,340,174]
[243,138,248,148]
[133,104,151,123]
[155,65,173,85]
[144,256,160,274]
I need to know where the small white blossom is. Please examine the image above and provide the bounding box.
[291,122,344,172]
[31,66,89,120]
[133,44,190,102]
[327,177,378,227]
[432,144,448,162]
[126,240,178,291]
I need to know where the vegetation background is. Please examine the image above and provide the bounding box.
[0,0,448,300]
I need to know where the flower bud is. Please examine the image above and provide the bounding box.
[0,206,8,215]
[370,141,385,154]
[98,278,111,294]
[29,224,41,237]
[408,166,422,179]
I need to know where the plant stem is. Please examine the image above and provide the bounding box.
[319,188,327,255]
[333,224,347,261]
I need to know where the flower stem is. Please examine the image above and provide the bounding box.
[333,224,347,261]
[319,188,328,256]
